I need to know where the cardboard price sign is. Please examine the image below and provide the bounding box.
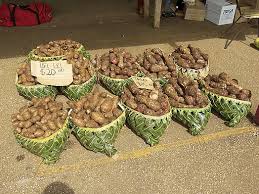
[132,76,154,90]
[31,60,73,86]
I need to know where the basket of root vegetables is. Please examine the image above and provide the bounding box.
[121,80,171,146]
[12,97,71,164]
[202,72,252,127]
[97,48,144,96]
[60,52,97,101]
[163,76,211,135]
[171,45,209,80]
[68,89,125,156]
[29,39,90,61]
[138,48,177,84]
[16,62,58,100]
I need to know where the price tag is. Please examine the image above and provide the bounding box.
[31,60,73,86]
[132,76,154,90]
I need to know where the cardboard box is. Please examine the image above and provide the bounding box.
[205,0,237,25]
[184,1,206,21]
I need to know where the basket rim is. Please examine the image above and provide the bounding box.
[64,73,97,88]
[29,44,85,60]
[15,73,50,88]
[14,116,70,143]
[204,88,252,105]
[170,101,211,111]
[72,111,126,132]
[98,72,130,81]
[123,103,172,119]
[170,54,209,71]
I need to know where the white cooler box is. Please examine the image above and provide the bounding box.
[205,0,237,25]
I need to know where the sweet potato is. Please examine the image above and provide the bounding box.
[91,112,107,125]
[112,109,122,118]
[126,99,138,109]
[136,95,161,111]
[86,119,99,128]
[73,118,86,127]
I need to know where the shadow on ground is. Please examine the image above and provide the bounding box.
[42,181,74,194]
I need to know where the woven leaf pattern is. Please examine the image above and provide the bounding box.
[204,90,251,127]
[78,46,91,59]
[99,73,133,96]
[60,74,97,101]
[14,119,71,164]
[16,84,58,100]
[124,105,171,146]
[171,104,211,135]
[72,113,126,156]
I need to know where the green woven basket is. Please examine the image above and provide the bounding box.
[72,112,126,156]
[15,75,58,100]
[14,118,71,164]
[203,89,252,127]
[60,74,97,101]
[171,102,211,135]
[174,58,209,80]
[123,104,172,146]
[98,73,134,96]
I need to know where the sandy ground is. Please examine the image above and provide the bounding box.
[0,0,259,194]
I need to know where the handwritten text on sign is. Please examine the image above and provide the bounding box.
[132,76,154,90]
[31,60,73,86]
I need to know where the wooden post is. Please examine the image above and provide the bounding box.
[256,0,259,9]
[154,0,162,28]
[144,0,150,17]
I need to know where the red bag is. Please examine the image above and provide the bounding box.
[0,2,52,27]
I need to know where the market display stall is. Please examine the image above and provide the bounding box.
[11,39,253,164]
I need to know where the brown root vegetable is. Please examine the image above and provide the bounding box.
[16,63,37,85]
[236,93,249,101]
[34,129,45,138]
[240,89,251,98]
[34,39,81,57]
[20,40,90,85]
[149,90,159,100]
[139,48,177,79]
[126,99,138,110]
[91,112,108,125]
[112,109,122,118]
[185,85,199,97]
[12,98,67,139]
[227,85,240,95]
[122,82,170,116]
[204,73,251,101]
[68,89,123,128]
[136,95,161,111]
[150,65,168,73]
[103,111,114,119]
[164,76,208,108]
[164,84,177,98]
[172,45,208,69]
[47,120,57,131]
[184,96,195,105]
[66,52,94,85]
[44,130,53,138]
[98,48,140,79]
[86,120,99,128]
[72,118,86,127]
